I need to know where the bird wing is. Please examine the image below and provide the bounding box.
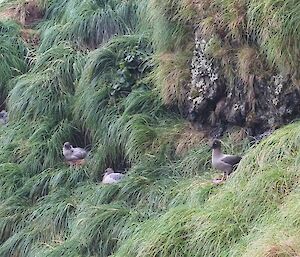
[221,154,242,166]
[109,173,124,181]
[72,147,87,159]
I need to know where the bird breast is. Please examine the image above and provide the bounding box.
[63,148,73,158]
[212,152,233,173]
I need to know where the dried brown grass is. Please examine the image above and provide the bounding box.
[175,124,208,156]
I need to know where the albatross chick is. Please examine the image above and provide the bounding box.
[211,139,242,184]
[62,142,88,167]
[102,168,124,184]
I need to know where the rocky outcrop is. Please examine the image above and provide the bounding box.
[187,28,300,137]
[188,29,225,125]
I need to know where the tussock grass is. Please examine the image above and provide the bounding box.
[143,0,195,52]
[0,163,27,200]
[39,0,141,50]
[0,0,300,256]
[3,119,75,174]
[111,122,300,257]
[114,206,200,257]
[72,202,139,256]
[140,0,194,108]
[154,50,192,108]
[247,0,300,74]
[31,239,86,257]
[175,145,211,177]
[8,44,84,121]
[72,34,184,175]
[28,189,77,235]
[0,20,28,107]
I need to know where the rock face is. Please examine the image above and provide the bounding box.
[188,29,225,125]
[187,28,300,137]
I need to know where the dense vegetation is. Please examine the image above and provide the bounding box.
[0,0,300,256]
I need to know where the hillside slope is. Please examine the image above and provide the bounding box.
[0,0,299,257]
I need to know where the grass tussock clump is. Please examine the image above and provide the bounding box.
[247,0,300,75]
[8,44,85,121]
[0,20,28,107]
[133,0,195,108]
[39,0,141,51]
[111,122,300,257]
[0,0,299,257]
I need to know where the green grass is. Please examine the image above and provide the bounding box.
[38,0,141,51]
[0,0,299,256]
[247,0,300,74]
[0,20,28,107]
[8,44,85,122]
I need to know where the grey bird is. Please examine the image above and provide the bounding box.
[102,168,124,184]
[62,142,88,166]
[211,139,242,183]
[0,110,8,125]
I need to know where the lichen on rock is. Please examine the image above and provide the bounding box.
[187,28,300,137]
[188,28,225,125]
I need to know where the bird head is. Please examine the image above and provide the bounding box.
[63,142,72,150]
[0,110,7,118]
[104,168,114,175]
[211,139,222,149]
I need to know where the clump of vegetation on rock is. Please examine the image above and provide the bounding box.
[0,0,299,257]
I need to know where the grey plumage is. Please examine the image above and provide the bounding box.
[211,139,242,182]
[102,168,124,184]
[62,142,87,161]
[109,173,124,180]
[0,110,8,125]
